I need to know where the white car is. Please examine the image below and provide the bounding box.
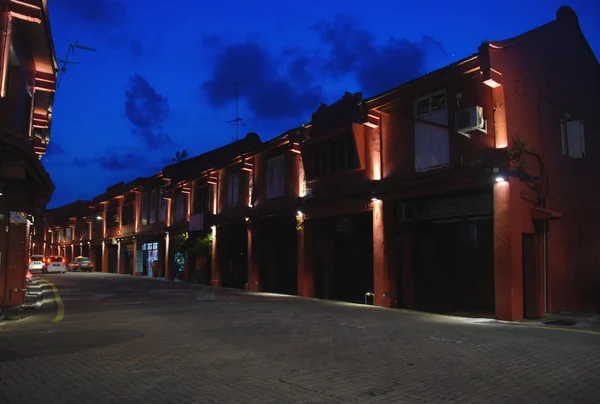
[28,254,45,271]
[44,256,67,273]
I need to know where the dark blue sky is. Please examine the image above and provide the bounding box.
[44,0,599,208]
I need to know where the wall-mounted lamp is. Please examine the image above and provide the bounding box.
[96,216,103,220]
[371,197,381,202]
[495,176,506,183]
[245,217,249,222]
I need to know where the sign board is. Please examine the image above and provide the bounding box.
[9,212,27,224]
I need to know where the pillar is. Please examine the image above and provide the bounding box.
[89,244,97,270]
[493,179,523,320]
[117,241,126,274]
[132,238,139,276]
[373,199,397,308]
[164,233,170,280]
[101,242,109,273]
[297,215,315,298]
[247,219,261,292]
[211,226,221,286]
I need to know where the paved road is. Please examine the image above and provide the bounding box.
[0,272,599,404]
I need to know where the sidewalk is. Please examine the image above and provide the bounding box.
[0,277,53,323]
[518,309,600,331]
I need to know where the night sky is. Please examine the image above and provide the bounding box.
[44,0,600,208]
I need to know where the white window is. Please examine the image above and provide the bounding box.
[158,193,166,222]
[227,173,240,206]
[414,91,449,172]
[561,119,585,158]
[149,189,157,224]
[266,155,285,199]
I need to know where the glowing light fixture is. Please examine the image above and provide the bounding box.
[495,176,506,183]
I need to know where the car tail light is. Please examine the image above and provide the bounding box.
[62,258,66,263]
[46,258,50,263]
[28,258,31,263]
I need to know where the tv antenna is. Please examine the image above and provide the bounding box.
[57,41,96,88]
[225,81,245,141]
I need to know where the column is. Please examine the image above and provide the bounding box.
[398,223,414,309]
[211,226,221,286]
[117,241,126,274]
[132,238,139,276]
[372,199,397,308]
[246,218,261,292]
[163,233,170,280]
[493,179,523,320]
[297,215,315,298]
[101,242,109,273]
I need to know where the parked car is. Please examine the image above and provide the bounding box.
[43,256,67,273]
[28,255,45,272]
[69,256,94,272]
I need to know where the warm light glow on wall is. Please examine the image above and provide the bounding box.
[1,14,12,98]
[211,225,216,237]
[492,87,508,149]
[298,157,307,197]
[371,160,382,181]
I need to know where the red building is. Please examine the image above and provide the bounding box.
[54,6,598,321]
[162,133,262,283]
[0,0,57,307]
[297,6,599,320]
[213,129,303,293]
[38,200,92,261]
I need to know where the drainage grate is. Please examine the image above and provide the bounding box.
[543,320,578,326]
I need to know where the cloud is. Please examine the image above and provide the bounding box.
[201,14,446,120]
[50,0,145,58]
[201,40,324,120]
[124,74,173,148]
[314,14,446,95]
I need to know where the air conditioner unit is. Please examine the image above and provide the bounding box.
[455,106,487,138]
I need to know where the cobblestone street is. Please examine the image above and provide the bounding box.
[1,273,599,403]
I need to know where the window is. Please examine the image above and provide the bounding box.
[65,227,72,239]
[266,155,285,199]
[141,193,148,226]
[122,203,134,225]
[158,194,166,222]
[175,193,186,221]
[106,207,118,229]
[561,119,585,158]
[194,184,211,214]
[304,132,360,180]
[414,91,450,172]
[149,189,157,224]
[227,173,240,206]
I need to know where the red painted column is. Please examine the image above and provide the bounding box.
[247,219,261,292]
[297,215,314,297]
[373,200,397,308]
[493,179,524,320]
[211,226,222,287]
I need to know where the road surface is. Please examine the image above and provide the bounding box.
[0,272,599,403]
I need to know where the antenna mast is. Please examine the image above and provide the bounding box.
[57,41,96,88]
[226,81,245,140]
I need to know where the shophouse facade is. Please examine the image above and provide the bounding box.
[0,0,57,307]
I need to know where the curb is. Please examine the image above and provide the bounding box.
[0,278,52,323]
[21,277,54,310]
